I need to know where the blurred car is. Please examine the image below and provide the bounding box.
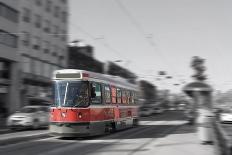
[7,106,50,129]
[153,107,164,114]
[139,106,154,116]
[220,109,232,123]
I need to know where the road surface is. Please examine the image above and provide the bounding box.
[0,111,197,155]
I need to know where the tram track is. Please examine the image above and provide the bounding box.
[37,114,186,155]
[33,122,177,155]
[0,111,186,155]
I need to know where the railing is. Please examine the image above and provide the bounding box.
[213,119,232,155]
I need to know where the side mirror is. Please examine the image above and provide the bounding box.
[91,87,96,98]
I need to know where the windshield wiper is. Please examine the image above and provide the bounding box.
[63,82,69,106]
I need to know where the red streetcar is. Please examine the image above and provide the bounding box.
[49,69,139,137]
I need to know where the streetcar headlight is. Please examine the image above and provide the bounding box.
[78,112,82,119]
[61,112,66,118]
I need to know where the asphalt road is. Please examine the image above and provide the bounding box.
[0,111,189,155]
[221,123,232,136]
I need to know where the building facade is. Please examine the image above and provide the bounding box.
[18,0,68,106]
[68,44,104,73]
[107,61,137,84]
[0,0,20,114]
[139,80,157,103]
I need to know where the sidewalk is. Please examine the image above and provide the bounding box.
[139,125,215,155]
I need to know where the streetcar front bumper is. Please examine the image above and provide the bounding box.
[49,122,91,137]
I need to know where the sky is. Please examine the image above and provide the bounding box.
[69,0,232,93]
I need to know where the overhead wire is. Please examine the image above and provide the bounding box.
[69,21,148,74]
[69,21,126,60]
[68,4,179,85]
[113,0,179,77]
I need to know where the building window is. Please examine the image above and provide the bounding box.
[52,45,57,57]
[43,41,50,53]
[34,14,42,28]
[0,3,18,23]
[22,56,31,73]
[54,6,60,18]
[52,52,57,57]
[22,8,30,23]
[53,25,58,37]
[58,55,64,62]
[44,20,51,32]
[0,30,17,48]
[61,11,67,23]
[45,0,52,12]
[21,31,30,46]
[61,30,66,41]
[32,36,41,50]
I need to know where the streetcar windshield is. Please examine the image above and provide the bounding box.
[52,81,89,107]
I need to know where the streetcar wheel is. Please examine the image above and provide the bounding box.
[105,124,111,133]
[133,119,139,127]
[110,122,116,133]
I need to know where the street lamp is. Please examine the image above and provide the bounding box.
[114,60,123,63]
[166,76,172,79]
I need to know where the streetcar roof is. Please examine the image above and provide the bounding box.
[53,69,138,90]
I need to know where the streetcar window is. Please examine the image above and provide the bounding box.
[134,92,138,104]
[117,88,122,104]
[126,91,130,104]
[111,86,117,104]
[130,91,135,104]
[91,82,102,104]
[52,81,89,107]
[122,90,127,104]
[104,85,111,104]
